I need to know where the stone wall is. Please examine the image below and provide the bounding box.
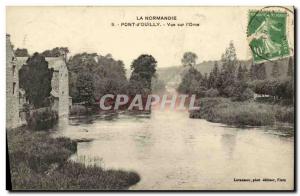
[46,56,70,117]
[7,36,70,128]
[58,64,70,117]
[6,35,20,129]
[51,71,59,93]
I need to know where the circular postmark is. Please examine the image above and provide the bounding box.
[247,6,294,63]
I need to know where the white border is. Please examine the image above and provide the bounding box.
[1,1,298,196]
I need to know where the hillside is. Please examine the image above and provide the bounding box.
[156,57,291,88]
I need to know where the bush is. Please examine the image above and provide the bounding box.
[190,98,231,119]
[215,103,275,126]
[223,86,236,97]
[255,96,274,103]
[249,78,294,102]
[70,105,88,116]
[205,88,219,97]
[274,105,294,123]
[8,129,77,173]
[190,98,275,126]
[238,88,254,101]
[7,127,140,190]
[26,108,58,131]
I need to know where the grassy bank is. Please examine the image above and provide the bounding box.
[7,127,140,190]
[190,98,294,126]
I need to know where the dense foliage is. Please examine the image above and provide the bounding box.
[68,53,128,104]
[178,42,294,104]
[8,127,140,190]
[42,47,69,57]
[190,97,293,126]
[19,53,54,108]
[15,48,29,57]
[129,54,157,95]
[26,107,58,131]
[178,42,254,101]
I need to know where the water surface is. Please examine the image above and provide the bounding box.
[54,109,294,190]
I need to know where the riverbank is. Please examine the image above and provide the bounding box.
[7,126,140,190]
[190,98,294,126]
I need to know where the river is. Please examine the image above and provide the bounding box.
[53,109,294,190]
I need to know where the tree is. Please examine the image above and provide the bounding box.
[237,64,243,81]
[15,48,29,57]
[271,62,281,78]
[128,72,149,95]
[19,53,53,108]
[221,41,237,70]
[205,88,219,97]
[208,62,219,89]
[218,41,238,96]
[287,56,294,77]
[76,72,95,106]
[68,53,98,73]
[239,88,254,101]
[181,52,198,67]
[242,65,249,81]
[257,63,267,80]
[249,64,255,80]
[130,54,157,91]
[177,67,204,95]
[68,53,128,102]
[250,63,266,80]
[151,76,166,93]
[202,73,208,88]
[208,72,214,89]
[42,47,69,57]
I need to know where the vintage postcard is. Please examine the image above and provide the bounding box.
[6,6,295,191]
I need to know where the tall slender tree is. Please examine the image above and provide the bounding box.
[218,41,238,96]
[19,53,53,108]
[242,65,249,81]
[287,56,294,77]
[249,64,255,80]
[257,63,267,80]
[271,62,281,78]
[237,64,243,81]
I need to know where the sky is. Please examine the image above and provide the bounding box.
[6,6,293,68]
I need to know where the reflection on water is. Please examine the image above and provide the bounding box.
[53,109,294,190]
[221,133,237,160]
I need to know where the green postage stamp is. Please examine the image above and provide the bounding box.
[247,11,290,62]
